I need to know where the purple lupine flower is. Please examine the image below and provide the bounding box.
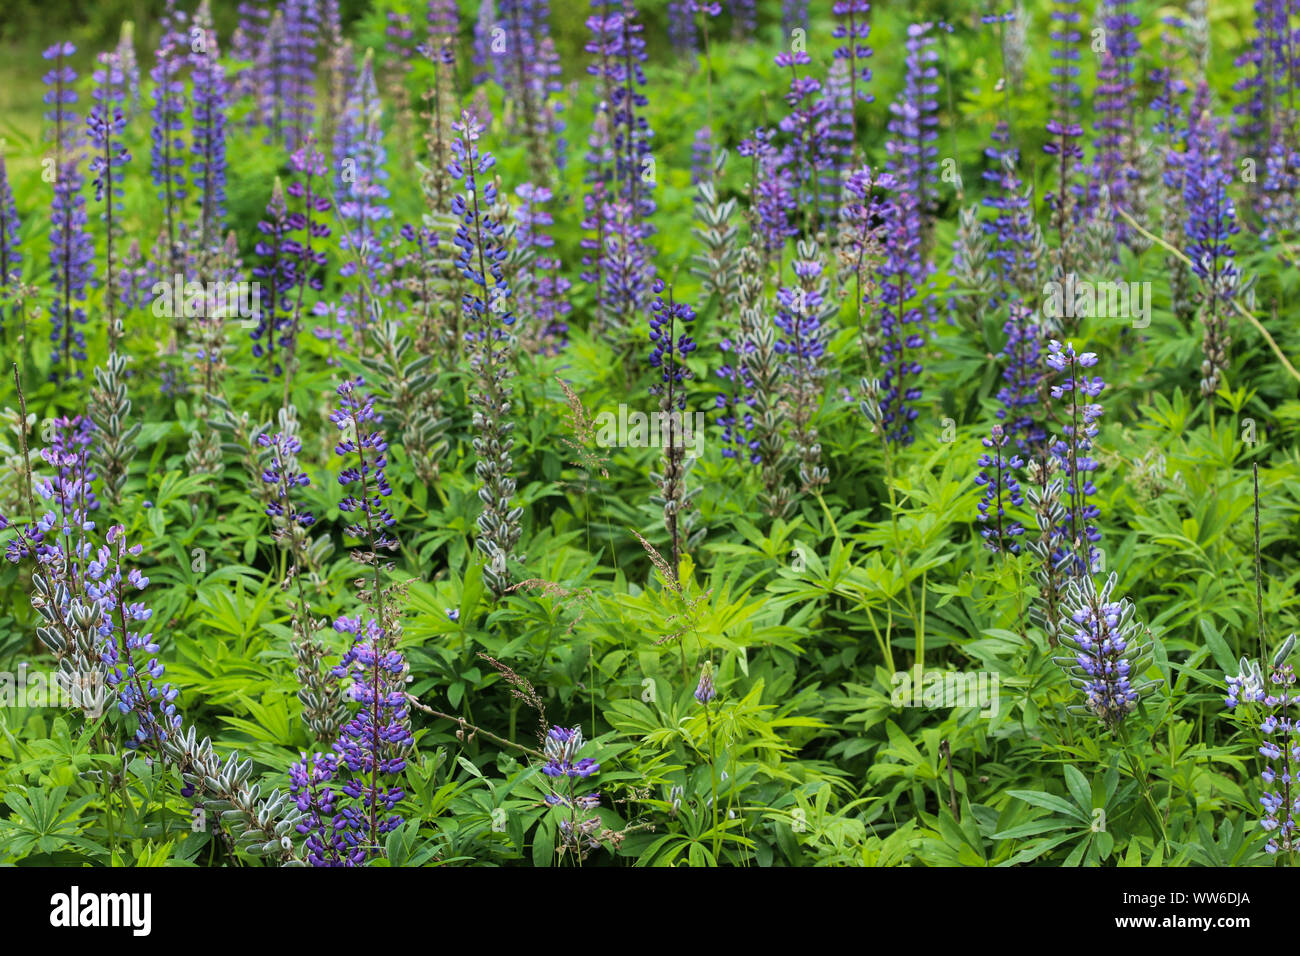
[831,1,874,126]
[981,121,1036,296]
[1045,339,1103,575]
[738,127,797,264]
[1090,0,1142,243]
[494,0,564,181]
[115,23,141,117]
[774,49,831,233]
[648,278,697,411]
[427,0,460,43]
[257,431,316,530]
[149,34,188,273]
[45,42,96,381]
[695,662,716,704]
[332,53,392,353]
[668,1,699,52]
[189,19,229,249]
[231,1,272,112]
[781,0,808,35]
[0,150,23,333]
[585,0,656,333]
[690,125,714,186]
[1224,637,1300,855]
[472,0,500,85]
[1231,0,1296,153]
[514,183,571,353]
[271,0,319,150]
[251,179,292,376]
[818,58,855,227]
[450,111,512,332]
[330,614,414,857]
[1183,85,1240,397]
[1044,0,1084,248]
[542,726,600,778]
[331,377,396,553]
[975,423,1025,553]
[89,524,182,748]
[289,752,360,866]
[996,302,1044,451]
[884,22,940,244]
[728,0,756,38]
[1055,573,1157,728]
[88,51,131,348]
[874,182,925,446]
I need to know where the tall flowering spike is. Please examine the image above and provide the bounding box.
[1183,87,1240,398]
[738,127,797,269]
[331,377,397,554]
[232,1,272,113]
[1045,340,1103,576]
[44,42,96,382]
[88,51,132,349]
[0,151,23,333]
[1090,0,1142,244]
[272,0,320,150]
[884,22,940,248]
[873,181,926,446]
[831,1,874,132]
[975,424,1025,554]
[1054,572,1160,729]
[585,0,656,336]
[1224,638,1300,856]
[782,0,809,35]
[149,33,188,275]
[251,178,291,377]
[1231,0,1295,155]
[449,111,523,598]
[89,524,182,748]
[728,0,756,38]
[774,49,830,235]
[514,183,571,354]
[775,240,833,491]
[996,302,1044,451]
[331,52,392,355]
[1044,0,1084,269]
[427,0,460,43]
[189,4,229,250]
[819,58,855,228]
[495,0,564,185]
[542,725,603,859]
[648,279,700,570]
[981,121,1038,298]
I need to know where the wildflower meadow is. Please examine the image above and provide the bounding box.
[1,0,1299,895]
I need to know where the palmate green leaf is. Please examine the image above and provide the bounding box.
[1004,790,1091,825]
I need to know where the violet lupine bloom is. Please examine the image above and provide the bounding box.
[514,183,571,353]
[831,1,874,120]
[149,34,188,270]
[695,662,716,704]
[1225,637,1300,855]
[330,614,414,858]
[648,277,697,411]
[996,302,1044,451]
[975,423,1025,554]
[981,121,1035,295]
[586,0,656,330]
[1090,0,1142,242]
[691,125,714,186]
[728,0,756,37]
[782,0,809,34]
[1044,0,1084,237]
[0,147,22,332]
[44,42,96,381]
[332,55,392,352]
[668,1,698,52]
[272,0,320,150]
[775,50,831,232]
[289,752,361,866]
[1231,0,1295,151]
[189,24,229,248]
[543,727,599,778]
[89,525,181,748]
[472,0,500,86]
[427,0,460,42]
[331,377,397,552]
[873,184,925,446]
[1045,339,1103,576]
[1055,573,1158,729]
[884,22,940,244]
[495,0,564,180]
[231,2,271,114]
[88,53,131,211]
[251,180,293,377]
[738,127,797,264]
[1183,92,1240,295]
[257,431,315,530]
